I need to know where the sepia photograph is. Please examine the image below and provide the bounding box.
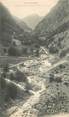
[0,0,69,117]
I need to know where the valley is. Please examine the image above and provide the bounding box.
[0,0,69,117]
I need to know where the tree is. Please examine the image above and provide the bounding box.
[3,63,9,73]
[49,46,58,54]
[0,77,6,89]
[8,45,21,56]
[1,63,9,79]
[15,70,28,82]
[6,82,17,99]
[49,73,54,82]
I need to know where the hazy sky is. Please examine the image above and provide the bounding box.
[1,0,59,18]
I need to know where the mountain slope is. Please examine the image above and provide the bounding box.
[34,0,69,55]
[14,17,32,32]
[35,0,69,36]
[23,14,43,30]
[0,3,32,46]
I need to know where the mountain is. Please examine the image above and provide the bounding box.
[0,3,32,47]
[35,0,69,35]
[23,14,43,30]
[34,0,69,56]
[14,17,32,32]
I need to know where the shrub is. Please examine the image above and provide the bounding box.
[49,46,59,54]
[3,63,9,73]
[0,77,6,89]
[9,72,15,81]
[6,82,17,99]
[8,46,21,56]
[15,70,28,82]
[49,73,54,82]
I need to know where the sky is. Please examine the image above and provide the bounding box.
[1,0,59,18]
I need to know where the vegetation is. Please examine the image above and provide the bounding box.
[36,91,68,116]
[8,45,21,56]
[0,77,6,89]
[6,82,17,100]
[49,46,59,54]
